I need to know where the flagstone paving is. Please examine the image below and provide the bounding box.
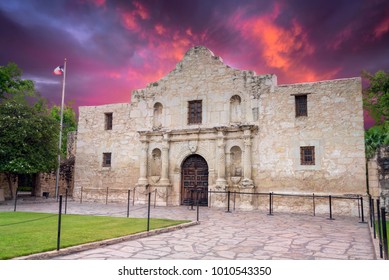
[0,200,376,260]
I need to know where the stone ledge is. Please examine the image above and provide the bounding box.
[14,221,199,260]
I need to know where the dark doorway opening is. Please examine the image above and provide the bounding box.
[181,154,208,206]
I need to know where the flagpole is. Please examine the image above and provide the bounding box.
[55,58,67,199]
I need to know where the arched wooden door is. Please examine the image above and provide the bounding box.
[181,155,208,206]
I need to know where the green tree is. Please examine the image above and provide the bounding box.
[0,99,59,198]
[0,63,59,198]
[50,103,77,156]
[365,122,389,159]
[363,70,389,124]
[0,62,35,100]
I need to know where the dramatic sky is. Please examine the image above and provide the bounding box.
[1,0,389,126]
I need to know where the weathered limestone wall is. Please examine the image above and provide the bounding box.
[74,46,367,215]
[368,156,380,198]
[256,78,366,197]
[73,103,141,202]
[130,46,275,130]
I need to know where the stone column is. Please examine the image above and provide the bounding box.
[137,136,149,185]
[160,133,171,185]
[216,128,227,187]
[242,127,253,186]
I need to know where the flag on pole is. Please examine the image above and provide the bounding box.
[53,66,64,75]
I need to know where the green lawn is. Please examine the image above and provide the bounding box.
[384,222,389,250]
[375,221,389,253]
[0,212,188,259]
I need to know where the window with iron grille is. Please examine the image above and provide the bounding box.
[188,100,202,124]
[300,146,315,165]
[105,113,113,130]
[295,95,307,117]
[103,152,112,167]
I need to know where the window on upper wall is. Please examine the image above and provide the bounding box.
[188,100,202,124]
[102,152,112,167]
[295,95,307,117]
[300,146,315,165]
[105,113,113,130]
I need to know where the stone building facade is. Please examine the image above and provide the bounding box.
[74,46,366,215]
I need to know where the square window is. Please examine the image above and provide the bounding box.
[105,113,113,130]
[295,95,307,117]
[103,153,111,167]
[188,100,202,124]
[300,146,315,165]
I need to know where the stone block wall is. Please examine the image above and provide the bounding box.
[73,103,140,201]
[256,78,366,196]
[73,46,367,216]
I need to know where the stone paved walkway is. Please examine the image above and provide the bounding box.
[0,199,376,260]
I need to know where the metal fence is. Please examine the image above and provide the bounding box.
[77,186,173,207]
[74,187,366,220]
[206,190,365,221]
[10,187,380,258]
[369,197,389,260]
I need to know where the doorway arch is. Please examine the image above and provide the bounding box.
[181,154,208,206]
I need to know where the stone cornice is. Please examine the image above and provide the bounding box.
[137,124,258,138]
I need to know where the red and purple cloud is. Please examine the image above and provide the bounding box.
[1,0,388,128]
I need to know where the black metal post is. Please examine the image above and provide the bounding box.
[369,197,373,227]
[268,192,273,215]
[328,195,334,220]
[381,207,388,260]
[127,190,130,218]
[377,199,383,258]
[372,199,376,239]
[65,189,68,215]
[106,187,109,205]
[13,189,18,212]
[190,189,194,211]
[360,197,366,223]
[233,192,236,211]
[147,192,151,232]
[226,191,231,213]
[57,195,63,251]
[80,186,83,204]
[154,189,157,209]
[313,193,315,216]
[196,191,199,222]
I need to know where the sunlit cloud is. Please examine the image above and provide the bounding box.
[0,0,388,127]
[229,3,319,82]
[119,1,150,31]
[374,16,389,39]
[154,23,166,35]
